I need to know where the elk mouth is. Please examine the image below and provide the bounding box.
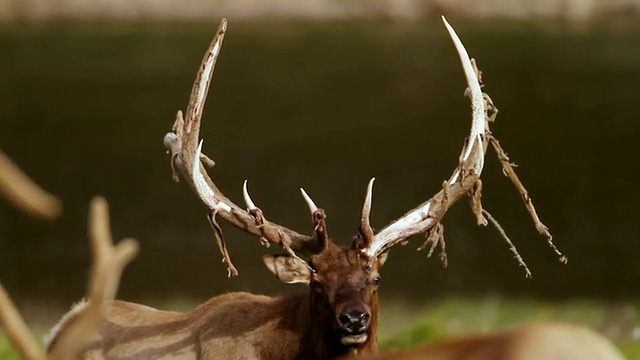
[340,333,368,345]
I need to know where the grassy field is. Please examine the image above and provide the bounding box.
[1,296,638,358]
[378,296,640,358]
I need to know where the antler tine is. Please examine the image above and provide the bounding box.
[0,150,62,220]
[243,180,258,210]
[86,197,139,303]
[300,188,319,214]
[164,19,317,275]
[361,17,491,260]
[357,178,376,249]
[184,19,227,143]
[443,16,487,182]
[299,188,328,254]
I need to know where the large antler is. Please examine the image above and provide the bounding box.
[163,19,321,277]
[357,17,566,276]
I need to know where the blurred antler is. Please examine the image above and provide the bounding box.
[0,197,138,359]
[0,286,44,360]
[48,196,139,359]
[0,150,62,220]
[0,150,61,359]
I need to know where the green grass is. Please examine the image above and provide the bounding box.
[0,335,20,360]
[1,297,638,358]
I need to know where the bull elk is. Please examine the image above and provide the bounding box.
[46,17,566,359]
[358,322,626,360]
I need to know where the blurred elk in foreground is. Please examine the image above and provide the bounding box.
[47,17,566,359]
[358,322,626,360]
[0,152,138,359]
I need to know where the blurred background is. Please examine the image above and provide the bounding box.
[1,0,639,357]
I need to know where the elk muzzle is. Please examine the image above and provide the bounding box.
[337,305,371,345]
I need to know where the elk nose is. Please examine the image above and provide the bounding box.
[338,309,370,334]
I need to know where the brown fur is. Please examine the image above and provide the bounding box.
[47,241,385,360]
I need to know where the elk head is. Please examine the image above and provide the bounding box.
[163,16,565,355]
[259,180,388,348]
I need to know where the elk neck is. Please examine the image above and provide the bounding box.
[286,285,377,359]
[297,242,380,359]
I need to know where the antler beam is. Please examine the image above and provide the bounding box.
[164,19,320,276]
[360,17,565,275]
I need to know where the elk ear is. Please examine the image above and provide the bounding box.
[263,254,311,284]
[376,251,389,267]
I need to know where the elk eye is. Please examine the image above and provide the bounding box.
[372,276,381,285]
